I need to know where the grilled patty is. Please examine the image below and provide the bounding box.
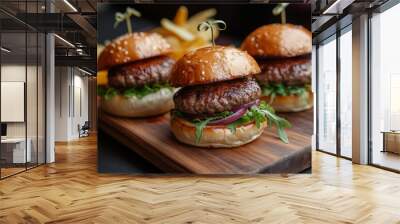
[256,56,311,86]
[174,78,261,115]
[108,55,175,88]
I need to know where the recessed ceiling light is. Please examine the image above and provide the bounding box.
[322,0,354,15]
[54,34,75,48]
[1,47,11,53]
[63,0,78,12]
[78,67,93,76]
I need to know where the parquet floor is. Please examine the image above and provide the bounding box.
[0,135,400,224]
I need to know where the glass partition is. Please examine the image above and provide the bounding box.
[370,3,400,171]
[27,31,38,169]
[0,30,28,177]
[317,36,337,154]
[0,1,46,179]
[339,28,352,158]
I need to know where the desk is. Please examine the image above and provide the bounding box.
[382,131,400,154]
[1,138,31,163]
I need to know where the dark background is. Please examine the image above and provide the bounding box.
[97,4,311,44]
[97,3,311,173]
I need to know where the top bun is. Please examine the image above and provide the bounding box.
[98,32,171,70]
[170,46,260,87]
[241,24,312,58]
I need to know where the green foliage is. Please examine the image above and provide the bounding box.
[192,111,233,144]
[174,101,291,144]
[97,83,173,100]
[97,86,117,100]
[123,83,173,99]
[261,84,310,105]
[227,101,291,143]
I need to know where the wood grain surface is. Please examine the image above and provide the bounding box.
[99,109,313,174]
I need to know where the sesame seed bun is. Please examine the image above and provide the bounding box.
[170,46,260,87]
[101,88,176,117]
[241,24,312,58]
[98,32,171,71]
[170,115,267,148]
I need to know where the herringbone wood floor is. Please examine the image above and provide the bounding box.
[0,135,400,224]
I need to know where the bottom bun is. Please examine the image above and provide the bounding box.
[170,115,267,148]
[261,90,313,112]
[101,88,176,117]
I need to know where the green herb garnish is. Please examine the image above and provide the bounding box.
[194,118,213,144]
[98,86,117,100]
[123,83,173,99]
[97,83,172,100]
[192,111,233,143]
[174,101,291,144]
[114,7,141,33]
[261,84,310,104]
[261,83,309,97]
[197,19,227,46]
[273,3,289,24]
[227,102,291,143]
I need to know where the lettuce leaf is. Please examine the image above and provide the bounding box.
[261,84,310,105]
[227,101,291,143]
[174,101,291,144]
[98,83,173,100]
[123,83,173,99]
[97,86,117,100]
[192,111,233,144]
[261,83,310,96]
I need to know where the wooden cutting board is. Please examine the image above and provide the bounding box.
[99,109,313,174]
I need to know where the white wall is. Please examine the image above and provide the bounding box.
[1,64,46,164]
[1,65,40,138]
[54,67,89,141]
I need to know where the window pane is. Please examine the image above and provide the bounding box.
[1,31,28,177]
[340,29,352,158]
[371,3,400,171]
[318,37,337,154]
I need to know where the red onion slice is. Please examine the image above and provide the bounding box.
[208,100,260,126]
[208,107,247,126]
[234,99,260,111]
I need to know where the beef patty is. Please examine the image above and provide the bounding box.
[108,55,175,88]
[256,56,311,86]
[174,78,261,115]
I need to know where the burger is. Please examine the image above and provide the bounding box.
[97,32,176,117]
[169,46,291,148]
[241,24,313,112]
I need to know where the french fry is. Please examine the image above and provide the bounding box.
[165,36,182,50]
[182,37,207,49]
[153,7,217,60]
[161,18,195,41]
[97,44,104,59]
[97,70,108,86]
[151,27,173,37]
[173,6,188,26]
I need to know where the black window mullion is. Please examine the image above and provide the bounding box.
[315,44,320,151]
[36,0,39,168]
[0,21,2,180]
[25,0,28,171]
[336,29,341,157]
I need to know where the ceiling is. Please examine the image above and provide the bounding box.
[0,0,97,73]
[311,0,392,43]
